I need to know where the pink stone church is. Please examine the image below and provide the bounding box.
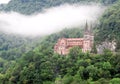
[54,23,94,55]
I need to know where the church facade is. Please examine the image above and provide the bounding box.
[54,23,94,55]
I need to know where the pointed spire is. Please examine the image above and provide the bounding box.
[84,21,89,34]
[90,23,92,34]
[85,21,88,31]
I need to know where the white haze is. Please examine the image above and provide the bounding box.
[0,4,105,36]
[0,0,11,4]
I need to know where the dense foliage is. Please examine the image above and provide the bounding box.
[0,42,120,84]
[0,32,42,78]
[0,0,118,15]
[0,28,119,84]
[0,32,42,60]
[96,1,120,50]
[0,28,83,83]
[0,0,119,84]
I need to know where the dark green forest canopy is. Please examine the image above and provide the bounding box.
[0,27,120,84]
[0,0,118,15]
[0,27,83,61]
[0,0,119,84]
[0,43,120,84]
[0,32,42,60]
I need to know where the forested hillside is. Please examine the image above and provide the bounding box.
[96,0,120,51]
[0,0,120,84]
[0,28,120,84]
[0,32,42,61]
[0,0,118,15]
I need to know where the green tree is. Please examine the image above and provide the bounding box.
[110,78,120,84]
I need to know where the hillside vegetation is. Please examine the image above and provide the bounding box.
[96,1,120,50]
[0,28,119,84]
[0,32,43,61]
[0,0,118,15]
[0,0,119,84]
[0,30,120,83]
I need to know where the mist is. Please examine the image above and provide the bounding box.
[0,0,11,4]
[0,4,105,36]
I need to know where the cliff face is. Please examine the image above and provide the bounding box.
[96,41,116,54]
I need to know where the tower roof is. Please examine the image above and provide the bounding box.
[85,21,88,31]
[84,21,90,34]
[84,21,94,35]
[90,24,93,35]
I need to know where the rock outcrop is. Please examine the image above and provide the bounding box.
[96,41,116,54]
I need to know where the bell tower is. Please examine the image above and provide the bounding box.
[83,21,94,52]
[84,21,91,40]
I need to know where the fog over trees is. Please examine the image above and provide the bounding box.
[0,0,119,84]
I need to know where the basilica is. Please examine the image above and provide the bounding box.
[54,23,94,55]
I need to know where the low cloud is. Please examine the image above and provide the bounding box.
[0,0,11,4]
[0,4,105,36]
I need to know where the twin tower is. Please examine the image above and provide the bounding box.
[54,22,94,55]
